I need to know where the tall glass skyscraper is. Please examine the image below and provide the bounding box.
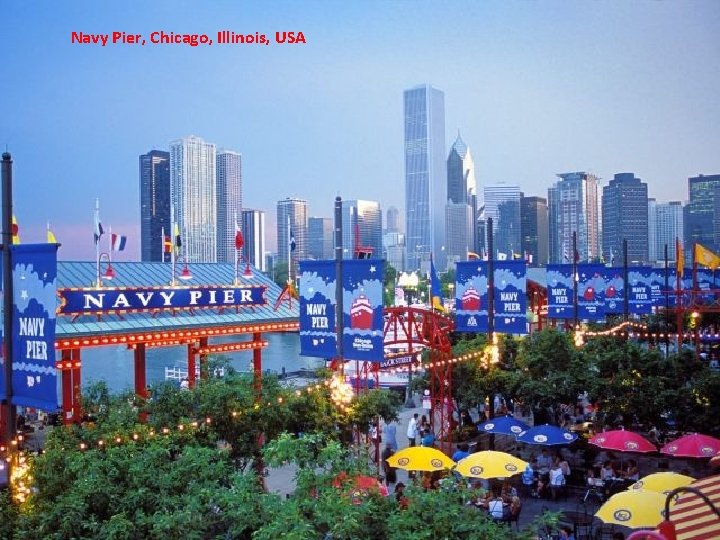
[277,197,308,272]
[216,150,242,263]
[521,196,548,267]
[484,183,522,257]
[650,201,683,263]
[548,172,599,263]
[341,200,382,259]
[170,135,217,262]
[404,85,446,271]
[445,132,477,266]
[241,209,265,271]
[684,174,720,255]
[308,217,333,260]
[139,150,170,262]
[602,173,649,263]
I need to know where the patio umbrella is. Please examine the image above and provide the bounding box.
[665,473,720,539]
[385,446,456,472]
[477,415,530,436]
[516,424,578,446]
[629,472,695,495]
[454,451,529,479]
[589,429,657,453]
[595,490,666,529]
[661,433,720,458]
[332,473,389,500]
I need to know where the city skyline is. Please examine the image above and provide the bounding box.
[2,1,719,259]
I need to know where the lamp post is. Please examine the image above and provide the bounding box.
[172,255,192,285]
[96,252,115,287]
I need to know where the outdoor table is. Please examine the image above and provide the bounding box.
[558,510,595,538]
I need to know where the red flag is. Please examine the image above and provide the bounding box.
[163,235,172,253]
[235,224,244,250]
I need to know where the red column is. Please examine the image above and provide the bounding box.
[71,349,82,422]
[253,332,262,397]
[60,350,73,425]
[134,344,147,398]
[187,343,196,389]
[199,337,208,380]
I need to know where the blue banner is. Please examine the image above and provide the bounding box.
[493,261,527,334]
[647,268,669,309]
[601,267,625,314]
[12,244,58,411]
[546,264,574,319]
[299,260,337,358]
[627,267,653,314]
[58,284,267,315]
[342,259,384,361]
[577,264,606,321]
[455,261,488,332]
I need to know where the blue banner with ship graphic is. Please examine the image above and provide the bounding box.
[299,260,337,359]
[546,264,574,319]
[577,264,606,321]
[455,261,488,332]
[11,244,59,410]
[601,267,625,314]
[493,260,527,334]
[342,259,384,361]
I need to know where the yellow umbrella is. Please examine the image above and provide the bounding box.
[386,447,455,472]
[595,490,666,529]
[629,472,695,495]
[454,451,529,479]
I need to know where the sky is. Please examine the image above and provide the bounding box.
[2,0,719,260]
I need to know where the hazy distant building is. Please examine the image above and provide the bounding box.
[684,174,720,256]
[521,196,548,267]
[650,201,683,263]
[216,150,242,263]
[308,217,333,259]
[548,172,599,263]
[484,183,522,257]
[404,84,447,271]
[384,232,405,272]
[602,173,649,264]
[445,132,477,266]
[241,209,265,271]
[341,200,382,259]
[170,135,217,262]
[139,150,170,262]
[445,203,474,267]
[386,206,401,233]
[277,197,308,272]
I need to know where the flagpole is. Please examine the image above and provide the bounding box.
[287,214,292,284]
[676,238,682,352]
[161,226,165,263]
[234,212,239,285]
[170,203,176,286]
[664,243,669,357]
[108,225,112,264]
[95,198,101,287]
[623,238,628,323]
[572,230,578,330]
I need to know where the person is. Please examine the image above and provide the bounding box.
[180,378,190,390]
[452,442,470,463]
[559,525,576,540]
[420,427,435,448]
[384,419,398,451]
[623,459,639,481]
[394,482,408,508]
[488,492,505,520]
[537,448,553,471]
[522,459,537,497]
[556,454,571,477]
[600,460,615,481]
[549,462,565,500]
[407,413,418,447]
[648,424,662,446]
[382,442,397,486]
[501,481,518,502]
[509,495,522,523]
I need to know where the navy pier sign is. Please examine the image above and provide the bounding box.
[57,285,267,315]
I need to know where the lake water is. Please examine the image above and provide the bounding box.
[80,332,324,394]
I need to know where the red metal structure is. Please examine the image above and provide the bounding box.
[382,306,455,449]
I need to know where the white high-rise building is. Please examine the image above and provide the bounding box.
[277,197,308,274]
[548,172,600,263]
[341,200,383,259]
[216,150,242,263]
[484,183,522,257]
[241,209,266,271]
[652,201,684,263]
[170,135,217,262]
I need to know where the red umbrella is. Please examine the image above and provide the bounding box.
[589,429,657,453]
[332,473,389,500]
[661,433,720,458]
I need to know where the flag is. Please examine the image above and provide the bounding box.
[574,249,580,264]
[512,251,522,260]
[11,215,20,244]
[467,251,480,260]
[430,257,445,312]
[694,243,720,271]
[290,229,296,252]
[235,221,244,251]
[524,251,533,264]
[610,247,615,266]
[497,251,507,261]
[563,247,569,262]
[111,233,127,251]
[93,208,103,245]
[173,223,182,253]
[47,223,57,244]
[676,238,684,279]
[481,249,489,261]
[163,235,172,254]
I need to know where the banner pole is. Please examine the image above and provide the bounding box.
[1,152,15,449]
[334,196,344,377]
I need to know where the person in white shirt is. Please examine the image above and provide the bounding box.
[406,413,418,447]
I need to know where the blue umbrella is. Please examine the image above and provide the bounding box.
[478,415,530,436]
[516,424,578,446]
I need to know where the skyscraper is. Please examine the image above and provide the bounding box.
[548,172,599,263]
[139,150,170,262]
[602,173,649,264]
[445,132,477,266]
[684,174,720,255]
[169,135,217,262]
[241,209,265,271]
[277,197,308,272]
[651,201,684,263]
[386,206,401,233]
[341,200,382,259]
[521,196,548,267]
[216,150,242,263]
[484,183,522,257]
[308,217,333,260]
[404,84,446,271]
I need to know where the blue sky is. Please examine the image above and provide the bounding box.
[2,0,718,259]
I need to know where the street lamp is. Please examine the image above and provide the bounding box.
[96,252,115,287]
[172,256,192,285]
